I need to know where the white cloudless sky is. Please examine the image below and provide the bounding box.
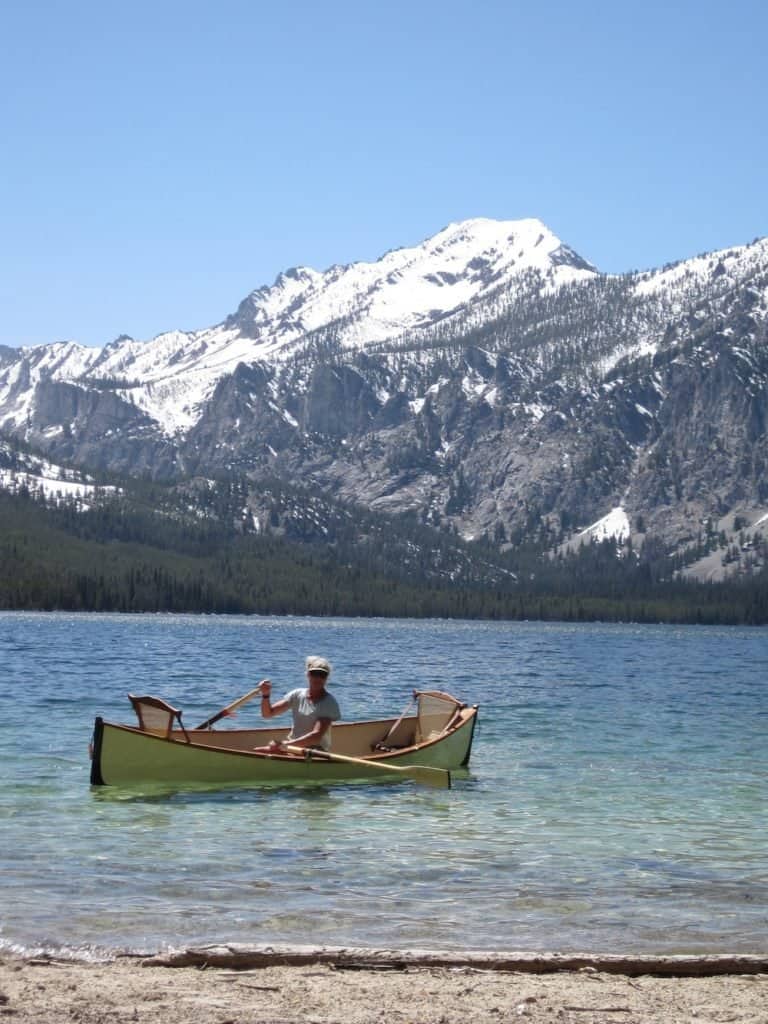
[1,0,766,348]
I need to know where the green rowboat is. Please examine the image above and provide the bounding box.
[90,690,477,789]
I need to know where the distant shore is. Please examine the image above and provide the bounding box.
[1,947,766,1024]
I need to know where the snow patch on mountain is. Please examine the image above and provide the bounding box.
[578,506,630,544]
[633,237,768,302]
[0,342,98,413]
[0,441,117,506]
[0,467,116,505]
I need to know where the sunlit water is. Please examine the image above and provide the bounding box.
[0,612,766,958]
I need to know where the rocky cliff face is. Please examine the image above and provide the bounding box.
[1,219,767,570]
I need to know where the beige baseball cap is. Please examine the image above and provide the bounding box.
[305,655,331,676]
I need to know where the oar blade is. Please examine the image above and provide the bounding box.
[403,765,452,789]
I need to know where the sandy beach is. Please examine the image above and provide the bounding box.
[1,950,766,1024]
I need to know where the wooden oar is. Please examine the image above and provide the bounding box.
[283,744,451,789]
[195,687,264,730]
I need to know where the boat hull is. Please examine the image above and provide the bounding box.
[90,704,477,789]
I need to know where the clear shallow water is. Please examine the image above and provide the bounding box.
[0,612,766,958]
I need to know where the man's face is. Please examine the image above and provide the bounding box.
[307,670,328,696]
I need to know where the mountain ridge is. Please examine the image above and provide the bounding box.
[0,217,598,436]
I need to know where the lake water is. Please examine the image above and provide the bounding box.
[0,612,766,960]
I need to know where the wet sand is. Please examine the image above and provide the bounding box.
[1,950,766,1024]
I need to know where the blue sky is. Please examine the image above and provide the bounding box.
[2,0,766,349]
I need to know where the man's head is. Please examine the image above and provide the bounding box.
[305,655,331,679]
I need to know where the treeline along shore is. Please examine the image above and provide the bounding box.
[1,489,766,625]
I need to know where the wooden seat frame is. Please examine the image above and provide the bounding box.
[128,694,190,742]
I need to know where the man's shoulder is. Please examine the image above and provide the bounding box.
[319,690,341,716]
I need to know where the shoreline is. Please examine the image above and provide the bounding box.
[1,946,767,1024]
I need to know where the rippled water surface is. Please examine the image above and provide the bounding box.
[1,612,766,957]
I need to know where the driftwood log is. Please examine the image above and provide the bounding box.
[142,944,768,978]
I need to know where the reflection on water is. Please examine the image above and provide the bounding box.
[0,612,766,957]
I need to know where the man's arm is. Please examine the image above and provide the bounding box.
[261,696,290,719]
[258,680,289,719]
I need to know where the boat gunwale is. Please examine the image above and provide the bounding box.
[96,704,478,765]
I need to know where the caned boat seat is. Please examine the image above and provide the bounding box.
[375,690,464,750]
[129,694,190,742]
[414,690,464,744]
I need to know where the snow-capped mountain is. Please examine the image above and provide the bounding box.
[1,216,767,572]
[0,218,595,437]
[226,216,595,346]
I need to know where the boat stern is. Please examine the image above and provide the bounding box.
[89,717,105,786]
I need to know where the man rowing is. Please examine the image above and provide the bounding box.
[254,655,341,754]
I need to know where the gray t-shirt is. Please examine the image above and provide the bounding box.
[284,688,341,750]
